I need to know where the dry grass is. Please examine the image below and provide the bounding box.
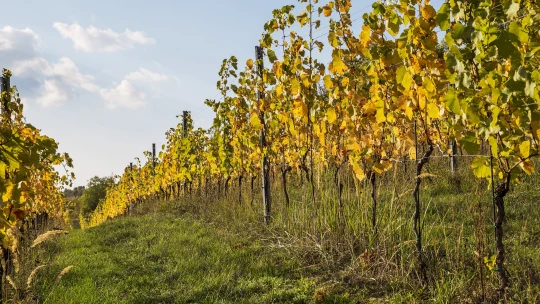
[27,265,47,289]
[31,230,68,248]
[55,265,74,284]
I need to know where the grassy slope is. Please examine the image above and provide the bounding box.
[32,159,540,303]
[33,214,322,304]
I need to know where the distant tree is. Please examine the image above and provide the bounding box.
[73,186,85,197]
[79,176,115,215]
[64,186,86,199]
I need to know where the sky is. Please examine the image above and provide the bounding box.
[1,0,443,187]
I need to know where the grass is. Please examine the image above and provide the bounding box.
[32,157,540,303]
[32,214,322,304]
[139,156,540,303]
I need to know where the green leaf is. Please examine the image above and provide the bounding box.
[267,49,278,63]
[372,2,386,15]
[509,21,529,43]
[387,12,401,36]
[459,132,480,154]
[437,3,451,31]
[445,87,460,113]
[513,66,528,82]
[492,32,519,58]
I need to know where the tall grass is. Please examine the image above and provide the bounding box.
[141,156,540,302]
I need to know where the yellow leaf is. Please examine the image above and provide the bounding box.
[405,106,413,120]
[401,70,412,90]
[420,5,437,20]
[363,101,377,114]
[360,25,371,47]
[323,5,332,17]
[274,62,283,78]
[423,77,435,93]
[519,141,530,158]
[341,77,349,87]
[351,161,365,181]
[330,53,348,75]
[387,112,396,123]
[532,121,540,141]
[291,79,301,96]
[376,108,386,123]
[250,114,261,130]
[373,160,393,174]
[409,146,416,160]
[246,59,254,69]
[346,138,360,151]
[427,103,440,119]
[328,32,338,48]
[327,107,337,124]
[520,159,535,175]
[293,100,308,118]
[276,84,283,96]
[323,75,333,90]
[471,157,491,178]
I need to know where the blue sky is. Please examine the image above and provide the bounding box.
[2,0,442,187]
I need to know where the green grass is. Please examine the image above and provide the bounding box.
[33,214,320,304]
[32,157,540,303]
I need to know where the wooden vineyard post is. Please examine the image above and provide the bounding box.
[0,72,8,301]
[152,143,156,171]
[1,73,10,117]
[256,46,271,225]
[129,162,134,215]
[182,111,191,196]
[450,140,458,173]
[182,111,190,138]
[413,120,431,284]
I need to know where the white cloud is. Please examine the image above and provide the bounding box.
[51,58,99,92]
[100,80,146,109]
[36,79,69,107]
[0,25,166,110]
[0,26,41,52]
[53,22,155,53]
[0,26,100,108]
[100,67,169,109]
[13,57,98,93]
[126,68,168,82]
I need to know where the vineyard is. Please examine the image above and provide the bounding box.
[67,0,540,301]
[0,69,73,301]
[0,0,532,302]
